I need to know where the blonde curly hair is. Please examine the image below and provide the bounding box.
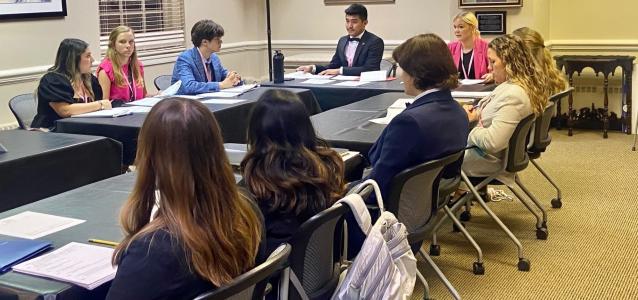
[489,34,547,116]
[513,27,567,96]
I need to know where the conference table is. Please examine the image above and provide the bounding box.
[262,79,495,111]
[0,130,122,213]
[311,87,492,156]
[0,146,363,300]
[55,88,320,166]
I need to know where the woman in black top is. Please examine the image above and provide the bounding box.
[32,38,111,130]
[241,89,346,253]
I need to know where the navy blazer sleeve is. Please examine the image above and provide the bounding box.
[316,37,346,74]
[342,36,384,76]
[366,113,420,201]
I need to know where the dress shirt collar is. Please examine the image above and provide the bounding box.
[349,30,366,40]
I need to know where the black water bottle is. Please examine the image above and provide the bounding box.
[273,50,285,83]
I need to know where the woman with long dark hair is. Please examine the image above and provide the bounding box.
[32,38,110,130]
[106,98,263,300]
[241,89,346,253]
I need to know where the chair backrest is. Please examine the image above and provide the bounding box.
[505,114,536,173]
[528,87,574,154]
[287,203,350,300]
[9,93,36,129]
[380,59,396,77]
[528,101,556,154]
[154,75,172,91]
[194,244,292,300]
[385,150,465,243]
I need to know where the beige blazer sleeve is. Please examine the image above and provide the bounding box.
[468,83,533,154]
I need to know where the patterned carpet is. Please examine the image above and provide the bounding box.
[412,130,638,299]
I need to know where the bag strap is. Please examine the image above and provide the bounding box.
[336,194,372,235]
[348,179,385,212]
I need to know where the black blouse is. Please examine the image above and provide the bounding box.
[458,50,476,80]
[31,72,103,130]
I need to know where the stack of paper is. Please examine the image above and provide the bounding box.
[71,107,132,118]
[224,84,258,95]
[460,79,485,85]
[12,242,117,290]
[127,97,164,107]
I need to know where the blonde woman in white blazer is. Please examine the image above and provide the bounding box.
[462,34,547,185]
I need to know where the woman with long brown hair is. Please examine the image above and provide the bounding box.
[241,89,346,253]
[106,98,263,300]
[512,27,568,96]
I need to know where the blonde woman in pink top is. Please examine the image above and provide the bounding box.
[447,12,492,82]
[97,26,147,105]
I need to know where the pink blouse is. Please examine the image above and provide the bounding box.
[97,58,145,102]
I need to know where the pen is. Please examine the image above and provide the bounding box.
[88,239,119,247]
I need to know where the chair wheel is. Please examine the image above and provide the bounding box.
[460,210,471,222]
[518,258,531,271]
[536,227,549,240]
[429,244,441,256]
[452,222,465,232]
[473,262,485,275]
[551,197,562,208]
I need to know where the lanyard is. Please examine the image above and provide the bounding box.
[123,63,137,101]
[460,50,474,79]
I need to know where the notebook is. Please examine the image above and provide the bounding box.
[0,239,52,273]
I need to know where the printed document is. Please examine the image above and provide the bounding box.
[0,211,85,239]
[12,242,117,290]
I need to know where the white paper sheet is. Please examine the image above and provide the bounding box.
[332,75,360,81]
[0,211,85,239]
[159,80,181,96]
[451,91,491,99]
[126,106,152,113]
[13,242,117,290]
[174,95,204,100]
[460,79,485,85]
[201,99,247,104]
[71,107,132,118]
[334,81,370,87]
[224,84,258,94]
[284,71,334,80]
[127,97,164,107]
[197,92,241,98]
[301,79,335,85]
[360,70,387,82]
[339,151,360,162]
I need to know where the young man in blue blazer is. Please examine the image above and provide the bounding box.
[171,20,241,95]
[297,4,384,76]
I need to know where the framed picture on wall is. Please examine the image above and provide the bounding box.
[0,0,67,20]
[459,0,522,8]
[325,0,395,4]
[476,11,506,35]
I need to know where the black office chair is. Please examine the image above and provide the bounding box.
[528,88,574,208]
[432,114,537,273]
[382,150,465,300]
[282,202,350,300]
[380,59,397,77]
[8,93,36,129]
[153,75,172,91]
[193,243,291,300]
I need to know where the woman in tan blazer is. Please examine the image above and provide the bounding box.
[462,34,547,184]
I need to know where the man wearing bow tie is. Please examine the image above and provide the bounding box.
[297,4,384,76]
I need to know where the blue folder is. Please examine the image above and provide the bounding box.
[0,239,52,273]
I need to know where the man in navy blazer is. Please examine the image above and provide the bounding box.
[366,34,469,202]
[171,20,241,95]
[297,4,384,76]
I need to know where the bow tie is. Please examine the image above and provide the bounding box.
[348,37,361,42]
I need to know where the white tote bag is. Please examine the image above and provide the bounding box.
[332,180,417,300]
